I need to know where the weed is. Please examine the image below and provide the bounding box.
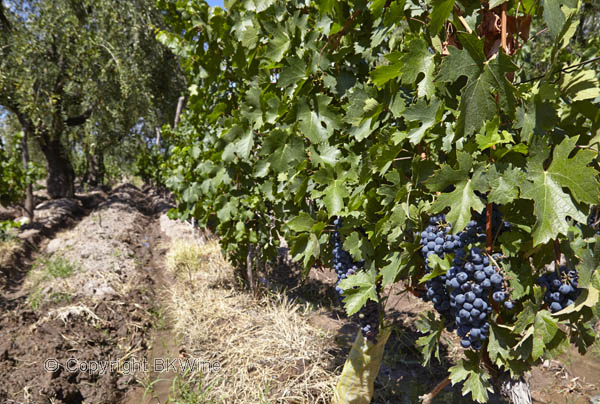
[28,288,42,310]
[44,256,76,278]
[166,371,222,404]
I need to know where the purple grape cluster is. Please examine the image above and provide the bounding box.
[332,218,379,341]
[332,217,359,297]
[419,212,514,350]
[419,215,480,327]
[445,248,512,349]
[538,266,580,313]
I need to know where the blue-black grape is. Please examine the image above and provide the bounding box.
[537,266,580,313]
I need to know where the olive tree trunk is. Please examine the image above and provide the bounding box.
[40,136,75,199]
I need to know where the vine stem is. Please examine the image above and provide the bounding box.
[419,376,451,404]
[501,3,508,53]
[553,239,561,269]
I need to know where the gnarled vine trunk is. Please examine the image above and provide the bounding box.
[499,374,532,404]
[39,136,75,199]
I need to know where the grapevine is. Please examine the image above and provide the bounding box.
[157,0,600,402]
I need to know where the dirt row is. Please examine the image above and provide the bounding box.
[0,185,175,404]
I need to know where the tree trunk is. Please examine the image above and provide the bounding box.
[40,136,75,199]
[21,130,34,220]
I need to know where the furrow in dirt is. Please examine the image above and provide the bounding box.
[0,184,175,404]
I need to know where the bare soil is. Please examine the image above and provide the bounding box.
[0,184,173,404]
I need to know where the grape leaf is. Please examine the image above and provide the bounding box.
[380,250,412,286]
[279,56,306,88]
[429,0,456,35]
[268,136,305,172]
[419,254,451,283]
[399,38,435,99]
[521,136,599,245]
[449,352,493,403]
[415,312,444,366]
[476,117,514,151]
[486,165,525,205]
[488,323,515,366]
[402,98,441,144]
[543,0,566,39]
[323,179,349,217]
[298,95,340,144]
[287,213,315,232]
[560,70,600,102]
[437,33,518,136]
[532,310,559,360]
[265,28,290,62]
[339,270,379,316]
[371,38,434,98]
[427,153,485,232]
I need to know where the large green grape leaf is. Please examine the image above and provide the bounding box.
[543,0,566,39]
[437,33,518,137]
[298,95,341,144]
[371,38,435,98]
[279,56,306,88]
[486,165,525,205]
[402,98,441,144]
[323,179,349,217]
[426,152,485,232]
[449,351,493,403]
[399,38,435,99]
[287,212,315,232]
[265,28,290,63]
[521,136,599,245]
[560,70,600,102]
[338,270,379,316]
[267,135,305,172]
[488,324,515,367]
[532,310,559,360]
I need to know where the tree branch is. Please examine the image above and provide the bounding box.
[65,108,93,126]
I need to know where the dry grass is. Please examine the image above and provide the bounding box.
[164,240,339,403]
[0,238,21,269]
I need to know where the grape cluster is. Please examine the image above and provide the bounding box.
[418,211,514,350]
[538,266,580,313]
[332,218,359,298]
[332,218,379,341]
[445,248,512,349]
[419,215,481,326]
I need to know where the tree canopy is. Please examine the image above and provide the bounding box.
[0,0,185,198]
